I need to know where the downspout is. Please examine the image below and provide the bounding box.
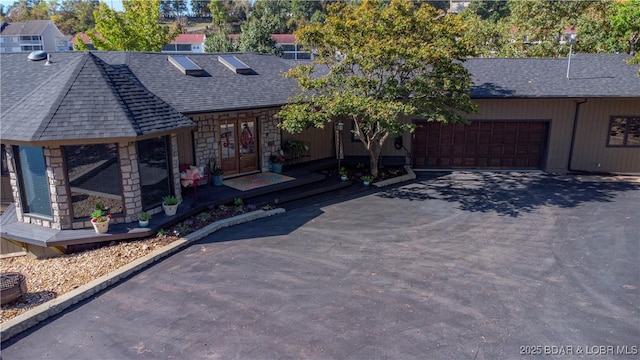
[567,98,587,173]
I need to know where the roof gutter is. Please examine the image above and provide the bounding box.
[567,98,588,173]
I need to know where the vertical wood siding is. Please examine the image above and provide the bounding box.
[176,131,194,166]
[282,125,335,161]
[571,98,640,173]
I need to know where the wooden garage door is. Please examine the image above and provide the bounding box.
[413,121,548,169]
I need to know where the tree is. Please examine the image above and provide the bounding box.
[208,0,227,29]
[204,27,236,52]
[499,0,606,58]
[611,0,640,62]
[277,0,477,178]
[50,0,99,35]
[465,0,510,23]
[83,0,179,52]
[191,0,211,17]
[237,16,280,54]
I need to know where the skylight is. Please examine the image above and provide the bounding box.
[218,55,254,74]
[168,55,203,76]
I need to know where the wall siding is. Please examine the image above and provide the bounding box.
[281,125,335,161]
[571,98,640,173]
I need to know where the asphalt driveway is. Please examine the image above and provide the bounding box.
[2,172,639,359]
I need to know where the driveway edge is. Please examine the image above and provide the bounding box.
[0,208,286,342]
[373,165,416,187]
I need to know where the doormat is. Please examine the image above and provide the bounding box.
[224,172,295,191]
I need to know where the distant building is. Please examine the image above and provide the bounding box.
[162,33,206,53]
[449,0,470,13]
[228,33,314,60]
[0,20,69,53]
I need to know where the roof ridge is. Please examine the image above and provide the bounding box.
[34,54,91,141]
[1,55,85,141]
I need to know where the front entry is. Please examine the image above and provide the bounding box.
[219,118,259,175]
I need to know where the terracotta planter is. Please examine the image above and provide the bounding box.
[162,203,178,216]
[92,218,110,234]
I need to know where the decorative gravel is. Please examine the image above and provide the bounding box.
[0,203,260,323]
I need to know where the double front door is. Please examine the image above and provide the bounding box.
[219,118,259,175]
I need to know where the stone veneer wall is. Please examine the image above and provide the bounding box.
[190,107,282,172]
[7,146,69,230]
[8,135,182,231]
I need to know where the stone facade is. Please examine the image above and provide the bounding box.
[188,107,283,173]
[8,134,184,231]
[5,107,277,231]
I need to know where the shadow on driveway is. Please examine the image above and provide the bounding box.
[377,172,640,217]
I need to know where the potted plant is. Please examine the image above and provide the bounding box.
[339,167,348,181]
[162,195,179,216]
[90,208,112,234]
[361,175,373,186]
[270,153,286,174]
[209,157,224,186]
[138,211,151,227]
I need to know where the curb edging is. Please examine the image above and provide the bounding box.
[0,208,286,342]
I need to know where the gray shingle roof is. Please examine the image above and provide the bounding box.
[0,20,54,36]
[1,52,194,142]
[466,54,640,98]
[2,51,638,144]
[92,52,302,114]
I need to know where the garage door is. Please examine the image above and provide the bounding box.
[413,121,548,169]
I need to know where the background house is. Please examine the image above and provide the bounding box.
[161,33,206,53]
[0,20,68,53]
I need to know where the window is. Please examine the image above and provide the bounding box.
[21,45,43,51]
[608,117,640,147]
[65,144,123,219]
[161,44,176,52]
[176,44,191,52]
[16,146,51,217]
[1,145,8,176]
[137,136,172,209]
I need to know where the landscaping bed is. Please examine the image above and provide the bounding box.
[0,200,270,323]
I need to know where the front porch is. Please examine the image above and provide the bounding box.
[1,161,351,257]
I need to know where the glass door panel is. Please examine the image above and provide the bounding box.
[220,121,238,174]
[239,120,258,173]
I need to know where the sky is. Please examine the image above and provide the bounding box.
[0,0,124,13]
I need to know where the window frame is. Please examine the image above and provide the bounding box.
[14,145,53,218]
[607,116,640,147]
[64,143,124,220]
[137,136,173,210]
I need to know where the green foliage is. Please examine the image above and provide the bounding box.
[139,211,152,221]
[465,0,510,23]
[237,15,280,55]
[234,198,244,206]
[90,208,104,220]
[277,0,476,177]
[208,0,227,29]
[361,175,373,182]
[84,0,179,52]
[611,0,640,62]
[204,27,236,53]
[163,195,179,205]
